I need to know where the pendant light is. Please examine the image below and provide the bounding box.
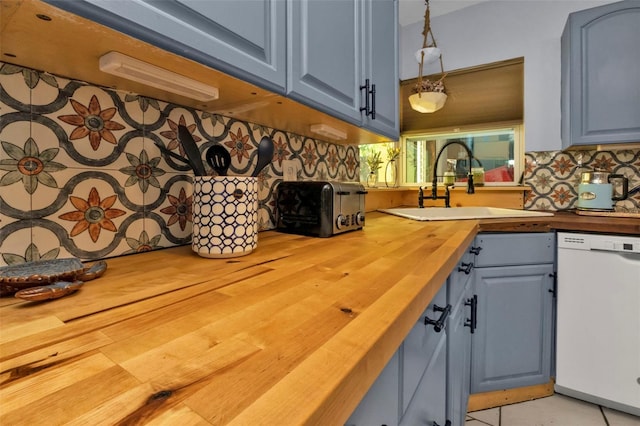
[408,0,447,113]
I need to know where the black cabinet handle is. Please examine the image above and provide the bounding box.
[469,246,482,255]
[370,83,376,119]
[360,79,370,116]
[465,295,478,334]
[433,421,452,426]
[458,262,473,275]
[424,303,451,332]
[359,79,376,118]
[548,272,557,298]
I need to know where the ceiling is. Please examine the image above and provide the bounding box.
[398,0,490,26]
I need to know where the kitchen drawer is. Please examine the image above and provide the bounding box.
[448,244,474,307]
[402,282,447,413]
[474,233,555,267]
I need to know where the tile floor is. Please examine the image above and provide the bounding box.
[466,394,640,426]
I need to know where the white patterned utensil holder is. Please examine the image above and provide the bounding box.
[192,176,258,258]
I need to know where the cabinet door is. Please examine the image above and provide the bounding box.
[402,283,447,414]
[287,0,362,125]
[361,0,399,139]
[447,283,473,426]
[561,0,640,147]
[400,332,448,426]
[471,264,554,393]
[44,0,287,93]
[346,351,400,426]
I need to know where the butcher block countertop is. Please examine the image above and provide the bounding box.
[0,211,637,425]
[0,215,478,425]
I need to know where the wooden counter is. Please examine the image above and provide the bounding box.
[1,211,637,425]
[477,211,640,235]
[0,215,477,425]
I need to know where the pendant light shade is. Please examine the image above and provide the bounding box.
[408,92,448,113]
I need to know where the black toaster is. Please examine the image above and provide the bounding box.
[275,181,367,237]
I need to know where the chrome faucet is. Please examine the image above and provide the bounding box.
[418,140,481,208]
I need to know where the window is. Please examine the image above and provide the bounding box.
[359,142,400,186]
[402,126,523,186]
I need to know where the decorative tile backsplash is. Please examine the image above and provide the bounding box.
[0,62,359,265]
[524,149,640,211]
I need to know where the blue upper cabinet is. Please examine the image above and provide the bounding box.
[287,0,361,125]
[288,0,399,140]
[43,0,399,141]
[43,0,287,94]
[361,0,399,140]
[561,0,640,148]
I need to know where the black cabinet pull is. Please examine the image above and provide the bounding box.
[548,272,557,297]
[469,246,482,255]
[359,79,376,118]
[458,262,473,275]
[433,421,452,426]
[360,79,370,116]
[370,83,376,120]
[424,303,451,332]
[465,295,478,333]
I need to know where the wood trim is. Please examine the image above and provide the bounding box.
[467,380,555,412]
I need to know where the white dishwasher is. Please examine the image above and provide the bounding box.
[556,232,640,417]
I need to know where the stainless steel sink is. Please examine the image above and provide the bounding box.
[378,207,554,221]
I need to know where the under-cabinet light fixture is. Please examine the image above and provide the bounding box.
[99,52,219,102]
[310,124,347,141]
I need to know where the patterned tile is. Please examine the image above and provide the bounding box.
[524,148,640,212]
[45,85,132,169]
[151,173,193,246]
[0,63,32,105]
[1,224,34,265]
[1,61,359,265]
[44,174,132,258]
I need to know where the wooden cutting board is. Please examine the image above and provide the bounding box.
[575,209,640,219]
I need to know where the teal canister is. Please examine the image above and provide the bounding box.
[577,171,629,211]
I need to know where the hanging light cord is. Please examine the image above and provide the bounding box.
[417,0,446,96]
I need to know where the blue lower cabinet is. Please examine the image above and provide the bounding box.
[347,233,557,424]
[470,232,555,394]
[470,264,554,393]
[345,351,401,426]
[447,282,474,426]
[400,330,448,426]
[346,283,449,426]
[402,284,448,413]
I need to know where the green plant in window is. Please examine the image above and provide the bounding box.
[366,152,383,173]
[386,145,401,161]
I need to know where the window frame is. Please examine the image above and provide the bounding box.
[399,123,524,187]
